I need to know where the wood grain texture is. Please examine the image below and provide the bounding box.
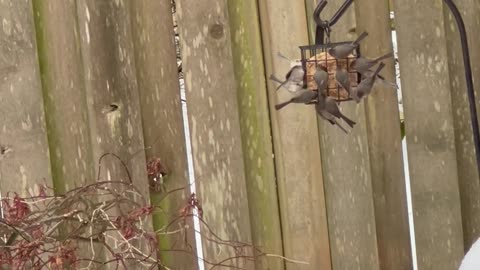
[258,0,331,269]
[0,0,52,196]
[76,0,150,197]
[304,1,381,269]
[76,0,153,267]
[130,0,197,268]
[31,0,95,193]
[394,0,465,268]
[354,0,413,269]
[443,0,480,251]
[31,0,99,265]
[175,1,253,268]
[227,0,284,269]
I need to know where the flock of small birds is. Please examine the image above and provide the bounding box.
[269,31,396,134]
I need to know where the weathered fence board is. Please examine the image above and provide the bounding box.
[130,0,196,268]
[394,0,465,269]
[176,0,253,268]
[227,0,284,269]
[75,0,153,267]
[0,0,52,196]
[304,1,381,269]
[443,0,480,250]
[354,0,413,269]
[4,0,480,269]
[31,0,95,193]
[76,0,149,196]
[258,0,331,269]
[31,0,100,265]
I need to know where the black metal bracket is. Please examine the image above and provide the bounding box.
[443,0,480,180]
[314,0,354,45]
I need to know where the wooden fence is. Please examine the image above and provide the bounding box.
[0,0,479,269]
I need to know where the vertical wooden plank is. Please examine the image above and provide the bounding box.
[129,1,196,269]
[393,1,465,269]
[0,0,52,194]
[76,0,150,199]
[75,0,153,266]
[257,1,331,269]
[31,0,99,265]
[226,0,284,269]
[313,4,381,270]
[354,1,413,269]
[31,0,95,193]
[175,1,253,268]
[304,1,381,269]
[443,0,480,250]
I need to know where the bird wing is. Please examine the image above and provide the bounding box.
[285,65,303,80]
[336,72,350,89]
[285,68,294,80]
[325,100,342,119]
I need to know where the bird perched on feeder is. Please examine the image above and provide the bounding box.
[351,62,386,103]
[335,68,351,95]
[275,89,318,110]
[328,31,368,59]
[323,94,356,128]
[270,64,305,92]
[351,52,393,74]
[315,94,350,134]
[269,74,304,93]
[313,65,329,95]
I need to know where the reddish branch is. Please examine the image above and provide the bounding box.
[0,155,296,269]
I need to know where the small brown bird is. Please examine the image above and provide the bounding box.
[313,65,329,95]
[275,89,318,110]
[324,96,356,128]
[328,31,368,59]
[315,94,349,134]
[274,65,305,91]
[335,68,351,94]
[270,52,304,92]
[351,52,393,74]
[351,62,386,103]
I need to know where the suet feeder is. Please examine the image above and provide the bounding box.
[300,43,359,101]
[299,0,360,102]
[294,0,480,180]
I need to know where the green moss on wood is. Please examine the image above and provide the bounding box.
[150,193,173,266]
[31,0,65,194]
[227,1,284,269]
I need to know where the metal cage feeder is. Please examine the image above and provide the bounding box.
[298,0,361,102]
[300,0,480,190]
[300,42,360,101]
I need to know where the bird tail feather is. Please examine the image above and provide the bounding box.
[375,52,394,62]
[376,78,399,89]
[341,114,356,128]
[276,82,287,91]
[269,74,287,90]
[269,74,283,84]
[354,31,369,44]
[275,100,292,110]
[373,62,386,77]
[333,119,349,134]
